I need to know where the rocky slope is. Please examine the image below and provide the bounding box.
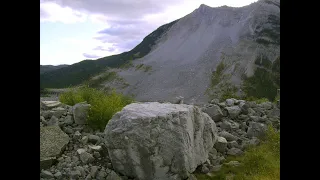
[40,97,280,180]
[40,65,69,74]
[100,0,280,104]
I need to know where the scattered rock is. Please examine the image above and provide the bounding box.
[224,161,241,167]
[106,170,122,180]
[219,131,238,142]
[41,170,54,178]
[70,170,81,179]
[225,99,235,106]
[79,152,95,164]
[73,102,91,125]
[225,106,241,119]
[214,136,228,153]
[247,122,267,138]
[41,101,62,110]
[64,115,74,125]
[88,135,101,145]
[90,166,99,178]
[203,104,223,122]
[47,116,59,126]
[200,164,210,174]
[211,165,222,172]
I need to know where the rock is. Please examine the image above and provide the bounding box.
[85,174,92,180]
[74,131,82,140]
[200,164,210,174]
[52,107,66,118]
[208,148,217,160]
[41,170,54,178]
[47,116,59,126]
[210,99,219,104]
[77,148,86,155]
[76,166,86,177]
[221,120,231,131]
[104,102,218,180]
[88,145,102,151]
[70,170,81,179]
[211,156,225,166]
[63,127,74,134]
[214,136,227,153]
[81,136,89,144]
[73,102,91,125]
[88,135,101,144]
[239,122,248,132]
[219,131,238,142]
[248,108,256,116]
[42,111,54,119]
[54,171,62,179]
[93,151,101,158]
[227,141,239,149]
[40,126,69,170]
[261,102,273,110]
[249,137,260,146]
[187,174,198,180]
[106,170,121,180]
[97,171,108,179]
[203,105,223,122]
[80,152,95,164]
[247,122,267,138]
[240,103,249,115]
[225,106,241,119]
[218,102,226,108]
[41,101,62,110]
[227,148,243,156]
[90,166,99,178]
[224,161,241,167]
[225,99,234,106]
[64,115,74,125]
[267,108,280,118]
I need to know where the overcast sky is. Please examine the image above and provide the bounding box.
[40,0,257,65]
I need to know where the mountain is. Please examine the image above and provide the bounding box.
[39,19,179,88]
[40,0,280,104]
[40,65,69,74]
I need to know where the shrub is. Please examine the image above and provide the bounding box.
[195,125,280,180]
[59,87,133,130]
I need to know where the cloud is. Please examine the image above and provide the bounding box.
[82,53,101,59]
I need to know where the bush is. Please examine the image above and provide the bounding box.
[245,97,269,104]
[59,87,133,130]
[195,125,280,180]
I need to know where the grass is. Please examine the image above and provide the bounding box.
[196,125,280,180]
[244,97,270,104]
[135,64,153,72]
[59,87,133,131]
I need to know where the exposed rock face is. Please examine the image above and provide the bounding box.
[104,102,218,180]
[40,126,69,170]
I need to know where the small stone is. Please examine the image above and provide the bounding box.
[107,163,113,169]
[221,120,232,131]
[210,99,219,104]
[41,170,54,178]
[80,152,95,164]
[219,131,238,142]
[214,136,228,153]
[97,171,107,179]
[74,131,82,140]
[225,99,235,106]
[76,166,86,176]
[77,148,86,155]
[200,164,210,174]
[88,145,102,151]
[90,166,99,178]
[47,116,59,126]
[63,127,73,134]
[54,171,62,178]
[93,151,101,158]
[88,135,101,144]
[81,136,89,144]
[106,170,121,180]
[227,141,239,149]
[85,174,92,180]
[70,170,81,179]
[225,106,241,119]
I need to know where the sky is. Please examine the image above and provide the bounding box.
[40,0,258,65]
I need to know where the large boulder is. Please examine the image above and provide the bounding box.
[40,126,69,170]
[225,106,241,119]
[247,122,267,138]
[104,102,218,180]
[73,102,91,125]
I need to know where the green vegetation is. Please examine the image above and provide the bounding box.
[195,126,280,180]
[242,56,279,101]
[83,71,118,88]
[211,61,226,87]
[244,97,270,104]
[40,19,179,88]
[59,87,133,131]
[135,64,152,72]
[40,87,50,97]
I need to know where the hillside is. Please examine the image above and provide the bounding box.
[39,19,179,88]
[40,65,69,74]
[40,0,280,104]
